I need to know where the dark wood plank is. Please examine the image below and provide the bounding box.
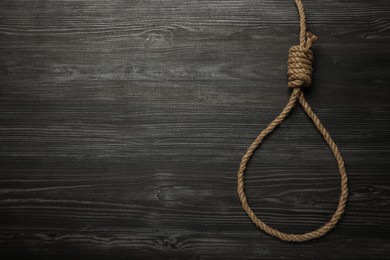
[0,0,390,258]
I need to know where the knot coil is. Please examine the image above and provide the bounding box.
[288,32,317,88]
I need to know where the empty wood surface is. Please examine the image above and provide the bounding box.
[1,0,389,259]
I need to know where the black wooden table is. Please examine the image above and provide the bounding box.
[1,0,389,259]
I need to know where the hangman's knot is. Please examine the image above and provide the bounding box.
[287,32,317,88]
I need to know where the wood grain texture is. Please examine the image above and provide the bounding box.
[0,0,390,258]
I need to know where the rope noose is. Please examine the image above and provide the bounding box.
[237,0,348,242]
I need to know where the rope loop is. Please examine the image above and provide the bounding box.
[237,0,348,242]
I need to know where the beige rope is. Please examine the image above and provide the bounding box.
[237,0,348,242]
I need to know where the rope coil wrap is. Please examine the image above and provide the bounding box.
[288,32,317,88]
[237,0,348,242]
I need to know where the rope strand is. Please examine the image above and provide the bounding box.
[237,0,348,242]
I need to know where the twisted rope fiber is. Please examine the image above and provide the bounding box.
[237,0,348,242]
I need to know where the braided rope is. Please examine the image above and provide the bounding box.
[237,0,348,242]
